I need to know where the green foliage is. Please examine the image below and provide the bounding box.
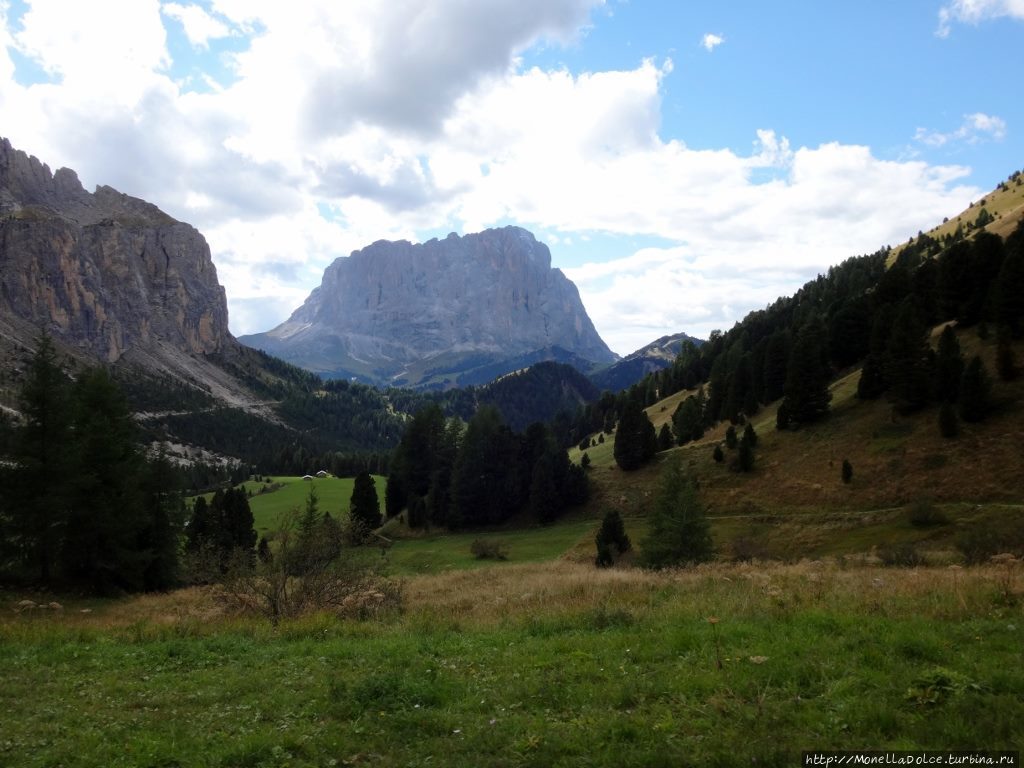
[906,499,949,528]
[781,316,832,427]
[349,472,382,538]
[640,458,712,568]
[934,325,964,402]
[657,423,673,451]
[613,398,657,471]
[734,432,755,473]
[885,298,932,414]
[595,509,631,567]
[958,355,992,423]
[470,539,509,560]
[671,393,704,445]
[742,421,758,448]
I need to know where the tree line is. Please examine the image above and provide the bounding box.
[579,211,1024,468]
[384,404,589,530]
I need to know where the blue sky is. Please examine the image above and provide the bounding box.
[1,0,1021,354]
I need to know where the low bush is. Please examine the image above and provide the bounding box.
[470,539,509,560]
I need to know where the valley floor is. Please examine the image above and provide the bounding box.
[2,559,1022,767]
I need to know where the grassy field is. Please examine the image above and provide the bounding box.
[202,475,386,535]
[386,519,601,575]
[2,559,1021,766]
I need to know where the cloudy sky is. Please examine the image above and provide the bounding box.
[1,0,1021,355]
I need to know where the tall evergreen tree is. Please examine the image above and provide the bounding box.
[640,458,712,568]
[958,355,992,423]
[934,325,965,402]
[349,472,382,534]
[9,332,74,584]
[885,298,932,414]
[780,317,832,427]
[762,329,791,403]
[613,398,657,471]
[62,368,149,593]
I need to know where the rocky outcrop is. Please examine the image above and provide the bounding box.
[240,227,617,388]
[0,137,230,363]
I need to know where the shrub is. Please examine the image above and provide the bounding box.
[906,499,949,528]
[725,426,737,449]
[712,444,724,463]
[841,459,853,484]
[219,507,398,625]
[470,539,508,561]
[878,542,925,567]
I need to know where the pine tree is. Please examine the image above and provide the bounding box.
[613,398,657,471]
[735,432,754,473]
[841,459,853,484]
[349,472,381,537]
[934,325,964,402]
[725,425,737,449]
[657,423,673,452]
[62,368,149,593]
[528,452,559,525]
[10,332,74,584]
[742,422,758,448]
[595,509,631,566]
[781,317,832,426]
[671,395,703,445]
[712,444,724,463]
[885,298,932,414]
[640,458,712,568]
[958,355,992,423]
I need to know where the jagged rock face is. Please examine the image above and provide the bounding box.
[241,227,616,387]
[0,137,229,363]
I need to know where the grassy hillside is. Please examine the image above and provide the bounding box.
[890,169,1024,261]
[572,328,1024,562]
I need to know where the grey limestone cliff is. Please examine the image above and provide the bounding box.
[241,227,616,387]
[0,137,230,363]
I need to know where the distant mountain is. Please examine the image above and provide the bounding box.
[239,227,618,389]
[590,332,704,393]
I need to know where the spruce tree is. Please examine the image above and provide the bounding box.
[885,298,932,414]
[62,368,149,593]
[640,458,712,568]
[934,325,964,402]
[349,472,382,536]
[657,423,673,452]
[958,355,992,423]
[613,398,656,471]
[10,332,74,584]
[528,453,559,524]
[725,425,737,449]
[781,317,832,426]
[595,509,631,566]
[841,459,853,484]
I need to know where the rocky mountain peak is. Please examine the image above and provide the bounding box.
[241,225,616,388]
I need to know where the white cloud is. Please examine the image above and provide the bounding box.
[937,0,1024,36]
[0,0,984,350]
[161,3,232,49]
[915,112,1007,147]
[701,33,724,52]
